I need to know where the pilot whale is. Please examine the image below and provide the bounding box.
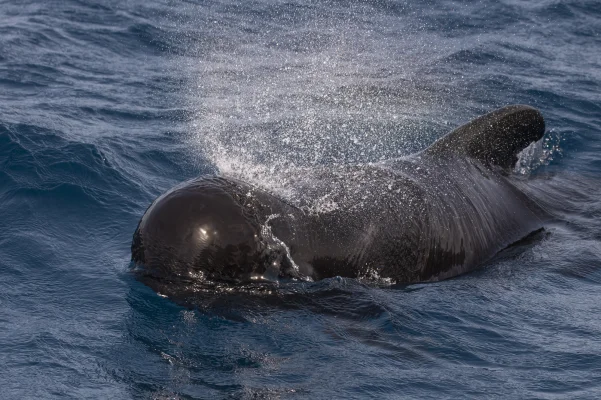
[132,105,548,289]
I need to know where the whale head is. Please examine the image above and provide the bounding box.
[131,177,295,287]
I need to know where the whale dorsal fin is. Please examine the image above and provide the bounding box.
[425,105,545,170]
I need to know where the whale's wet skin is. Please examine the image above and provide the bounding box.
[132,105,549,296]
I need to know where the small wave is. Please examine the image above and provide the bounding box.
[0,122,146,216]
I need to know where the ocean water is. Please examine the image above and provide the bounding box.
[1,0,601,398]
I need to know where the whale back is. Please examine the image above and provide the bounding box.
[425,105,545,170]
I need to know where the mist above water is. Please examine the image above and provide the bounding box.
[178,1,473,192]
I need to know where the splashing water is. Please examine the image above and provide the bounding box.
[255,213,306,283]
[179,1,469,193]
[514,129,564,175]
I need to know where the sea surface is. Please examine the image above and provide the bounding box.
[1,0,601,398]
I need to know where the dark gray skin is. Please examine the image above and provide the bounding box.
[132,105,548,290]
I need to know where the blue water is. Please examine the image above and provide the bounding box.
[1,0,601,398]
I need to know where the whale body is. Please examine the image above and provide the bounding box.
[131,105,548,290]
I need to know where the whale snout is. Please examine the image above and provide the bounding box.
[131,177,269,284]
